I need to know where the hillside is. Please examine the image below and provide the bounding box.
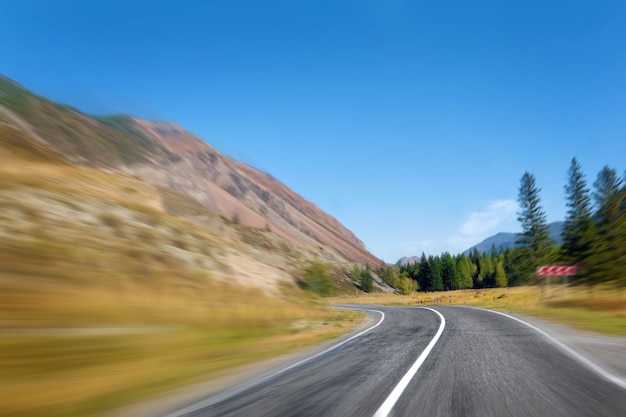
[0,77,179,166]
[395,256,421,267]
[0,76,379,416]
[0,75,381,268]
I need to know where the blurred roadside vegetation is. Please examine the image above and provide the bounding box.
[3,79,623,415]
[0,123,365,417]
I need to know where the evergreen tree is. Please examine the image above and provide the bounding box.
[352,264,361,282]
[470,248,483,288]
[481,252,495,287]
[516,172,555,269]
[504,249,552,287]
[360,266,374,292]
[417,253,432,291]
[303,260,332,296]
[587,180,626,287]
[429,255,444,291]
[405,262,419,281]
[376,266,389,285]
[440,252,457,290]
[593,166,622,226]
[456,254,474,289]
[562,158,595,265]
[494,260,507,287]
[490,243,499,258]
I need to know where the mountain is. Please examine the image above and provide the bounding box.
[395,256,421,266]
[0,75,381,268]
[1,77,388,416]
[393,222,565,265]
[463,221,565,255]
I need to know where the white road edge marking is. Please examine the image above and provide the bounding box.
[475,307,626,390]
[372,307,446,417]
[166,309,385,417]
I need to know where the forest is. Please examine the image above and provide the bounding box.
[378,159,626,293]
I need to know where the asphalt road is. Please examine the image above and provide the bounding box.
[165,306,626,417]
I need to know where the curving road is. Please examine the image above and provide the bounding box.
[164,306,626,417]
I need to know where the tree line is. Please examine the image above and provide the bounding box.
[381,159,625,292]
[378,248,507,292]
[512,159,625,289]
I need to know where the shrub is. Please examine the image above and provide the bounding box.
[303,261,332,296]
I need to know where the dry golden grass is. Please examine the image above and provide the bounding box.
[329,284,626,336]
[0,160,163,210]
[0,156,366,416]
[1,245,365,417]
[1,306,364,417]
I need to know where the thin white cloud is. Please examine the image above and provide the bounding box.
[394,200,519,259]
[459,200,517,237]
[446,235,479,252]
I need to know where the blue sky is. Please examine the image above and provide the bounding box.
[2,0,626,262]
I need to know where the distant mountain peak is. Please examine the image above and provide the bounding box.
[395,256,421,266]
[463,221,564,255]
[394,221,565,265]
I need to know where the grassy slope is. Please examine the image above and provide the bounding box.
[0,76,176,167]
[0,123,364,417]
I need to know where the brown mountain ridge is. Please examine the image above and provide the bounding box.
[0,75,381,267]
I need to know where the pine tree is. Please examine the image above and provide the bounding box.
[494,260,507,287]
[429,255,444,291]
[303,260,332,296]
[516,172,555,267]
[481,252,495,287]
[440,252,457,290]
[416,253,432,291]
[352,264,361,282]
[593,166,622,226]
[587,175,626,287]
[360,266,374,292]
[490,243,499,258]
[502,248,527,286]
[405,261,419,281]
[561,158,594,265]
[456,254,474,289]
[470,248,483,288]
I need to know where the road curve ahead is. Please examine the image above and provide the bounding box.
[165,306,626,417]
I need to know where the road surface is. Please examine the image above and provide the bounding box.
[164,305,626,417]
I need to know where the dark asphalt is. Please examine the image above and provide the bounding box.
[166,306,626,417]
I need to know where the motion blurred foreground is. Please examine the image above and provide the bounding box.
[0,78,371,417]
[3,75,625,416]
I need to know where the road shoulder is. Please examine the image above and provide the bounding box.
[481,308,626,384]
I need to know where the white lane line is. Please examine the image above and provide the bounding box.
[167,309,385,417]
[372,307,446,417]
[474,307,626,390]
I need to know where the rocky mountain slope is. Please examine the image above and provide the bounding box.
[395,256,421,267]
[0,111,370,416]
[0,76,381,268]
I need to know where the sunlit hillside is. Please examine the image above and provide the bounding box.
[0,120,367,416]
